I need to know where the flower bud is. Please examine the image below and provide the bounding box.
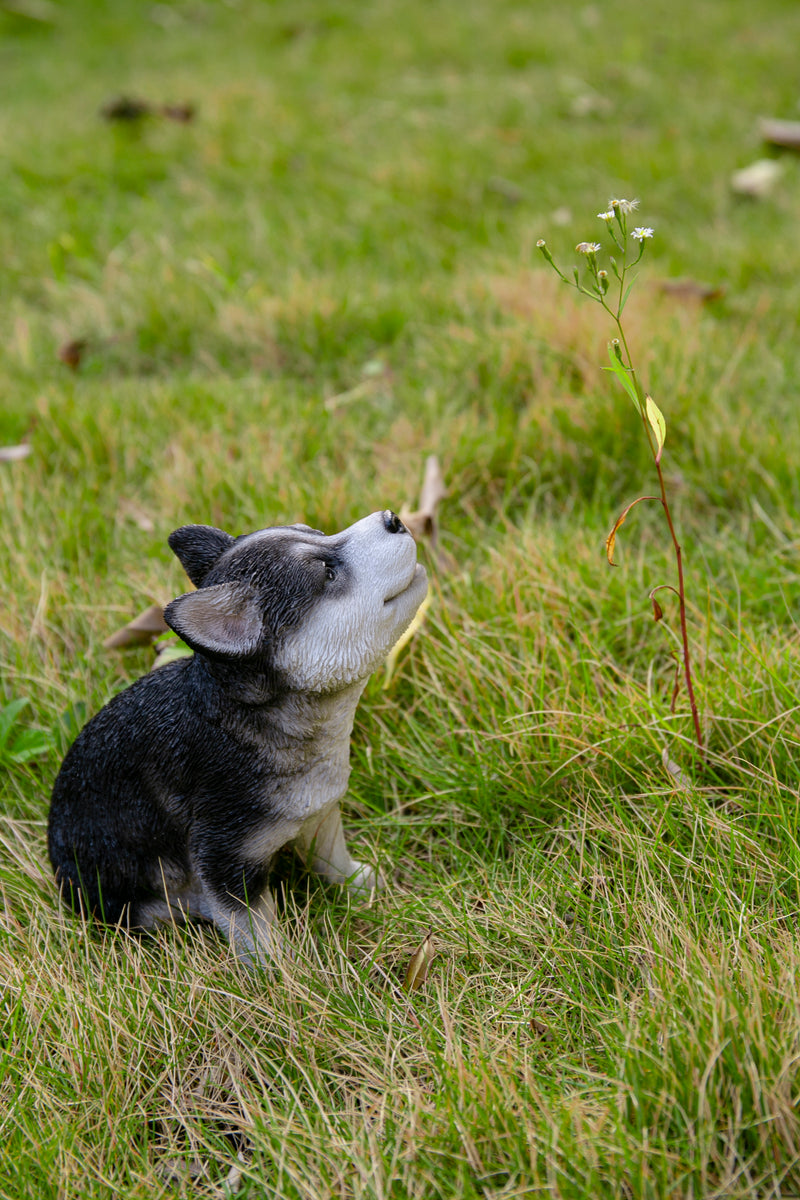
[536,239,556,268]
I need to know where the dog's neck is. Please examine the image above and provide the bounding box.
[263,685,367,749]
[189,653,284,706]
[187,654,368,731]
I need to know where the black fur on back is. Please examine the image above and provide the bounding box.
[48,656,287,926]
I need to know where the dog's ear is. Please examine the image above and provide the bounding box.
[164,583,263,658]
[168,525,236,587]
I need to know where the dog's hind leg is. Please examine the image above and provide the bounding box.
[294,803,383,896]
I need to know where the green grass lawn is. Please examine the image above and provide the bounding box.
[3,0,800,1195]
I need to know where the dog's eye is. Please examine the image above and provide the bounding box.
[325,565,337,582]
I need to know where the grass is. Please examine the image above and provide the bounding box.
[2,0,800,1194]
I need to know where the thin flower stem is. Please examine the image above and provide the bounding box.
[614,321,703,752]
[653,459,704,750]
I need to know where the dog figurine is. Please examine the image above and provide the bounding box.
[48,510,427,962]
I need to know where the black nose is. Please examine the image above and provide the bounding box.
[383,510,406,534]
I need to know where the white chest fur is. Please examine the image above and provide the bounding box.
[240,682,366,865]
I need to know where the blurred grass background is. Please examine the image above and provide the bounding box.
[3,1,800,1196]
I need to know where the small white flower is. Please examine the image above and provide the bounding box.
[575,241,602,254]
[609,198,640,214]
[631,227,654,241]
[597,210,615,222]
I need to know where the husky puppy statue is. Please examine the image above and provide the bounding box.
[48,510,427,962]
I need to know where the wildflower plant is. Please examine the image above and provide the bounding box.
[537,199,703,753]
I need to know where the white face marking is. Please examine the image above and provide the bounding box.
[273,511,428,692]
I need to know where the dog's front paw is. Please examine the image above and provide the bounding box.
[346,861,385,896]
[242,933,293,968]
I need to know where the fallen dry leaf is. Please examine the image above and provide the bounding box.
[730,158,783,198]
[655,278,725,303]
[403,929,435,993]
[101,95,152,121]
[58,339,88,370]
[100,96,196,123]
[383,456,446,685]
[118,500,155,533]
[382,593,430,688]
[160,103,196,123]
[661,748,694,791]
[103,604,169,649]
[0,444,31,462]
[759,117,800,151]
[400,455,447,544]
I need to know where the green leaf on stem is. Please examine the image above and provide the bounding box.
[618,278,637,318]
[604,342,641,412]
[645,394,666,462]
